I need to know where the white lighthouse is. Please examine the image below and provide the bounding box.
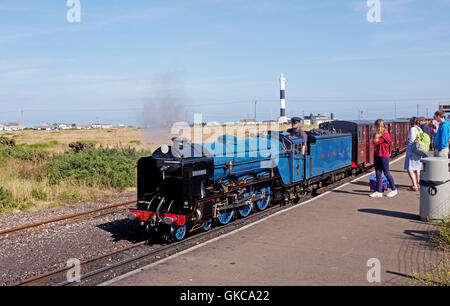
[278,73,288,123]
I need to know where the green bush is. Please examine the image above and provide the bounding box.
[40,147,151,189]
[0,144,48,162]
[0,136,15,146]
[32,186,48,201]
[57,188,83,204]
[69,141,95,153]
[0,186,14,212]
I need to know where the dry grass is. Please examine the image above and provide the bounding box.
[1,126,152,153]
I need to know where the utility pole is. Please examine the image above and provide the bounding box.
[254,100,257,121]
[416,104,419,117]
[20,109,24,123]
[394,103,397,120]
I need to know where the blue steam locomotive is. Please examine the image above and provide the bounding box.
[128,127,355,242]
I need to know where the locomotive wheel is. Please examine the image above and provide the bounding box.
[215,209,234,225]
[170,224,186,241]
[203,218,212,231]
[237,203,252,218]
[255,186,271,211]
[237,186,254,218]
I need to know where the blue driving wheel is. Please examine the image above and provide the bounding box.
[255,186,271,211]
[171,224,186,241]
[237,190,253,218]
[215,209,234,225]
[203,218,212,231]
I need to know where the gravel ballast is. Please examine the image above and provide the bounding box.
[0,191,155,285]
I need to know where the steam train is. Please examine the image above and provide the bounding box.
[128,120,409,242]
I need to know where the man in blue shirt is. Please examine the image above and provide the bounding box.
[433,110,450,158]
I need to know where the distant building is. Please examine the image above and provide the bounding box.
[240,118,257,125]
[301,118,312,125]
[92,123,113,129]
[52,123,70,130]
[34,123,52,131]
[303,113,333,125]
[4,123,24,131]
[75,124,92,130]
[439,103,450,120]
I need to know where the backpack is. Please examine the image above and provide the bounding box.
[412,127,430,157]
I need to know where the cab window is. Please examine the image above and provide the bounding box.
[282,137,292,152]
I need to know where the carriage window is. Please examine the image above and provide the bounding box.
[358,129,361,141]
[362,129,366,140]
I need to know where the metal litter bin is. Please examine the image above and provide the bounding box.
[419,157,450,221]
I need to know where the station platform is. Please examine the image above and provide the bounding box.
[105,156,443,286]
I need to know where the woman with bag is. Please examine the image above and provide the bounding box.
[370,119,397,198]
[404,117,423,191]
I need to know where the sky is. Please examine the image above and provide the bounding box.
[1,0,450,126]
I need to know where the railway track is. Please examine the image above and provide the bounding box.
[14,154,405,286]
[0,200,137,238]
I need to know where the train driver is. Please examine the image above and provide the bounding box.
[287,117,307,155]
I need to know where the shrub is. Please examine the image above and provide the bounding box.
[0,144,48,162]
[32,186,48,201]
[0,186,14,212]
[0,136,15,146]
[40,147,150,189]
[69,141,95,153]
[57,188,83,204]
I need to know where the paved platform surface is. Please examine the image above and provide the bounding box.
[106,156,443,286]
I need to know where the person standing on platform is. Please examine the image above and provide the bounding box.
[433,110,450,158]
[404,117,423,192]
[370,119,397,198]
[419,117,431,138]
